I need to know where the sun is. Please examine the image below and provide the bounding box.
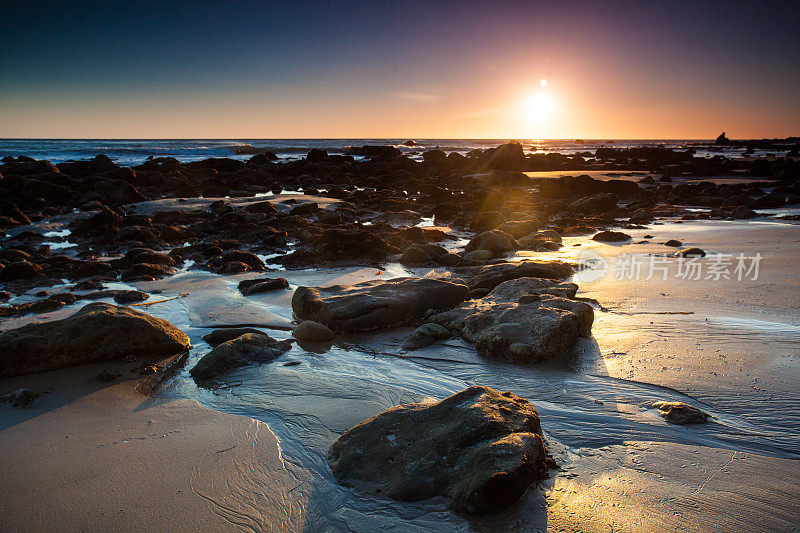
[524,91,556,119]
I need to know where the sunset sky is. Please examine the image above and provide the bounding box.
[1,0,798,139]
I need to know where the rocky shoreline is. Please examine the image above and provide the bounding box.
[1,139,799,520]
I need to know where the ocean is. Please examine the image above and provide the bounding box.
[0,138,742,166]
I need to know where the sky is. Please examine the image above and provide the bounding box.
[1,0,799,139]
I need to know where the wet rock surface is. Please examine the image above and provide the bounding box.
[190,332,292,380]
[653,401,710,424]
[0,302,190,377]
[328,386,555,514]
[292,277,470,332]
[429,277,593,363]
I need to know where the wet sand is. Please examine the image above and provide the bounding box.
[0,360,310,532]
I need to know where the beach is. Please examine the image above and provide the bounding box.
[1,140,800,531]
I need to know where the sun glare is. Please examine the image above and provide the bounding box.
[524,91,555,119]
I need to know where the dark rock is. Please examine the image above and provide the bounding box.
[674,247,706,258]
[221,250,265,271]
[715,132,731,145]
[201,328,267,347]
[0,303,190,377]
[120,263,176,282]
[292,277,470,332]
[429,277,592,362]
[464,230,519,255]
[468,261,572,292]
[401,323,451,351]
[664,239,682,247]
[328,386,554,514]
[592,230,631,242]
[568,193,617,214]
[238,277,290,295]
[306,148,328,162]
[189,333,292,380]
[730,205,757,219]
[293,320,335,342]
[97,370,122,382]
[0,388,46,407]
[0,260,43,281]
[399,244,448,266]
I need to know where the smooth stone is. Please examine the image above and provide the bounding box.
[652,401,710,424]
[328,386,555,514]
[190,333,292,380]
[292,277,469,332]
[293,320,334,342]
[0,303,190,378]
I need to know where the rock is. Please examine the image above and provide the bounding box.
[730,205,757,219]
[429,277,592,363]
[0,260,43,281]
[221,250,265,271]
[113,290,149,305]
[399,244,448,266]
[189,333,292,380]
[517,230,562,250]
[238,277,289,295]
[245,200,278,215]
[0,303,190,377]
[0,388,45,407]
[463,249,494,262]
[468,261,572,292]
[464,230,519,255]
[292,277,469,332]
[96,370,122,382]
[289,202,319,217]
[674,247,706,258]
[201,328,268,347]
[293,320,335,342]
[328,386,554,514]
[592,230,631,242]
[664,239,682,247]
[652,401,709,424]
[715,132,731,145]
[568,193,617,214]
[401,323,451,351]
[120,263,176,282]
[437,252,463,266]
[306,148,328,162]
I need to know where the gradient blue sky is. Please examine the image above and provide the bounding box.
[1,0,798,138]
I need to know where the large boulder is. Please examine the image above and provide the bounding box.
[429,277,593,363]
[0,303,190,377]
[292,277,469,332]
[328,386,555,514]
[190,333,292,380]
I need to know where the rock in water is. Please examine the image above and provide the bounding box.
[201,328,268,347]
[293,320,335,342]
[328,386,555,514]
[291,277,469,332]
[592,230,631,242]
[652,401,709,424]
[429,277,593,363]
[190,333,292,380]
[401,323,451,351]
[0,303,190,378]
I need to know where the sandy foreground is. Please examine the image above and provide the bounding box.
[1,364,798,532]
[0,360,311,532]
